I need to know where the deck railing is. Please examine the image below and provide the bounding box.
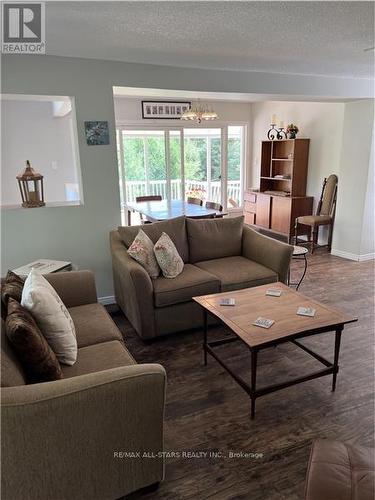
[124,179,241,205]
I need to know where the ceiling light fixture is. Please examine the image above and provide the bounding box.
[181,103,219,124]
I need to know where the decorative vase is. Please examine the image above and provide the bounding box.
[288,130,297,139]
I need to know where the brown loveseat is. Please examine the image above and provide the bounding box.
[110,216,293,340]
[1,271,166,500]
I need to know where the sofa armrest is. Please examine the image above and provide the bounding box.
[242,225,293,283]
[110,231,156,339]
[45,270,98,307]
[2,363,166,500]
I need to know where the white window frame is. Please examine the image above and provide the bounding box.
[116,121,247,211]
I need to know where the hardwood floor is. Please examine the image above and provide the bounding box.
[109,253,374,500]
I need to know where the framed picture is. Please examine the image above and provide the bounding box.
[84,121,110,145]
[142,101,191,119]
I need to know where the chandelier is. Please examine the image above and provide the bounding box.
[181,103,219,124]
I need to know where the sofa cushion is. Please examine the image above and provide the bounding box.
[153,263,220,307]
[195,256,277,292]
[5,298,63,383]
[1,318,27,387]
[186,216,244,263]
[68,303,123,348]
[118,216,189,263]
[62,340,135,379]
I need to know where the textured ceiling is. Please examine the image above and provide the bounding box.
[45,1,374,78]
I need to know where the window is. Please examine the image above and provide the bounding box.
[117,125,245,217]
[1,94,82,208]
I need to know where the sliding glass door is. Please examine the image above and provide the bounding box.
[227,126,244,208]
[183,128,222,203]
[117,125,245,213]
[121,130,167,201]
[168,130,183,200]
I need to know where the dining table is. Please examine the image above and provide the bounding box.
[123,199,226,225]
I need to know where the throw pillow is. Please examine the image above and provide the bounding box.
[118,215,189,263]
[154,232,184,279]
[127,229,160,279]
[1,270,25,309]
[6,298,63,383]
[21,269,77,366]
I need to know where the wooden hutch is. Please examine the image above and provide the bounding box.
[244,139,313,242]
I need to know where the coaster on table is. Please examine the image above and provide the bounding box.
[265,289,282,297]
[297,306,316,317]
[252,317,275,329]
[219,298,236,306]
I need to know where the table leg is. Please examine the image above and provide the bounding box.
[332,328,342,391]
[296,254,308,290]
[250,348,258,419]
[203,309,208,366]
[127,209,131,226]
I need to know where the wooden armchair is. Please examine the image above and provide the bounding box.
[294,174,338,253]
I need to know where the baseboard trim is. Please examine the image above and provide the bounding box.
[358,253,375,262]
[98,295,116,305]
[331,249,375,262]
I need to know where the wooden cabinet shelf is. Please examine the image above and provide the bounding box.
[272,158,293,161]
[261,176,291,181]
[260,139,309,197]
[246,138,313,242]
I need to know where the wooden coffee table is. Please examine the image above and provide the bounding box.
[193,283,357,419]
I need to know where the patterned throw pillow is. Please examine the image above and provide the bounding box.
[6,298,63,383]
[21,269,77,366]
[154,232,184,279]
[1,270,25,309]
[127,229,160,279]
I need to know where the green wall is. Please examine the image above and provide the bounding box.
[2,56,120,298]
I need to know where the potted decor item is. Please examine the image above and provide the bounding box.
[186,187,206,201]
[287,124,299,139]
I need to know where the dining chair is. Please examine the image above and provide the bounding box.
[294,174,338,253]
[187,197,203,206]
[205,201,223,211]
[205,201,223,218]
[135,195,162,224]
[135,195,162,203]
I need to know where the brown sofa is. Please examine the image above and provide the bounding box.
[305,439,374,500]
[1,271,166,500]
[110,216,293,340]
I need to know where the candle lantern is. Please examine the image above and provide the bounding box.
[16,161,45,208]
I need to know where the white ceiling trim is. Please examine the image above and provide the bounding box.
[112,86,358,103]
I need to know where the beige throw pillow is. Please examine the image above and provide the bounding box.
[21,269,77,365]
[154,232,184,279]
[127,229,160,279]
